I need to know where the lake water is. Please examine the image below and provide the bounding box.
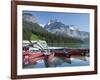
[23,43,90,69]
[48,43,90,49]
[23,56,89,68]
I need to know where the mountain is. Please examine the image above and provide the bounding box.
[23,13,37,23]
[23,13,83,43]
[44,19,89,39]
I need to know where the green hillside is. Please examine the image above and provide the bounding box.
[23,21,83,43]
[30,34,39,40]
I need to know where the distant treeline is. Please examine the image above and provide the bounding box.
[23,21,83,43]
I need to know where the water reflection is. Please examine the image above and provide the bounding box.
[23,55,89,68]
[23,43,90,69]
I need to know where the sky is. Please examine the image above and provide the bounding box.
[23,11,90,32]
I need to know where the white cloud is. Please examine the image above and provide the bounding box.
[39,24,45,27]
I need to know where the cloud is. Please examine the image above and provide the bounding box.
[39,24,45,27]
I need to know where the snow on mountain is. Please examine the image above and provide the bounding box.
[22,13,89,40]
[44,19,89,39]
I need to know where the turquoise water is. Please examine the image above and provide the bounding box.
[48,43,89,49]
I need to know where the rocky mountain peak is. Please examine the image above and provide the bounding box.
[44,19,67,31]
[44,19,89,39]
[23,13,37,23]
[46,19,59,25]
